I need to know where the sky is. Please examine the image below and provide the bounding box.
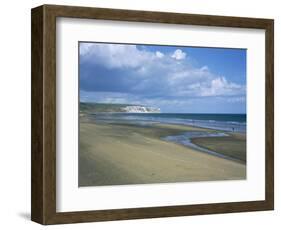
[79,42,246,114]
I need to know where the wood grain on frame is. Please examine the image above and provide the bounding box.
[31,4,274,225]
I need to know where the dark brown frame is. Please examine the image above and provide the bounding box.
[31,4,274,225]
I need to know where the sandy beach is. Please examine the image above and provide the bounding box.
[79,118,246,186]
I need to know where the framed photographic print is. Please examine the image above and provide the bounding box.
[31,4,274,225]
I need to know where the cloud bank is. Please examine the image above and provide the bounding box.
[79,43,246,113]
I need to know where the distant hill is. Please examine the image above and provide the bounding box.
[80,102,161,113]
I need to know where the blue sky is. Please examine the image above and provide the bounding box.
[79,42,246,113]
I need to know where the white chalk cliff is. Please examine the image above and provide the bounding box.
[122,105,160,113]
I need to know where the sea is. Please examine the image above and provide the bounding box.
[91,113,246,133]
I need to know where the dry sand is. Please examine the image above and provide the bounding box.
[79,120,246,186]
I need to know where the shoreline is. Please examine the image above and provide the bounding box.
[79,116,246,186]
[85,112,246,134]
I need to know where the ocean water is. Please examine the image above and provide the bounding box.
[91,113,246,133]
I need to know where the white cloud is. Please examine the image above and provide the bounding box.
[80,43,154,69]
[171,49,186,60]
[155,51,164,58]
[199,77,245,97]
[200,66,209,71]
[80,43,245,101]
[79,43,93,56]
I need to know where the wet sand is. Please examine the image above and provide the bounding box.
[79,119,246,186]
[191,133,246,163]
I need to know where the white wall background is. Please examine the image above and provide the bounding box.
[0,0,279,229]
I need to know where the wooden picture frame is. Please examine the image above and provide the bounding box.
[31,4,274,225]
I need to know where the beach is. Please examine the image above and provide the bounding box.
[79,116,246,187]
